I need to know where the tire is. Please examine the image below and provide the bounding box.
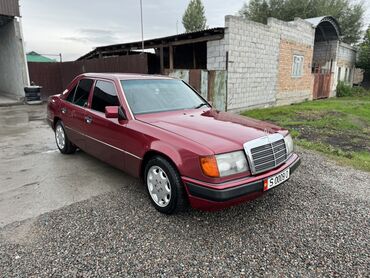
[55,121,77,154]
[144,156,188,214]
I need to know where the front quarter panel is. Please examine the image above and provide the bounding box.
[122,120,211,179]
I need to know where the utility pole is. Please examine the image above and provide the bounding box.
[140,0,144,53]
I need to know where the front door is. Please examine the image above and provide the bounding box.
[83,80,127,171]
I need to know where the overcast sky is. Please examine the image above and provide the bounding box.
[20,0,243,61]
[20,0,370,61]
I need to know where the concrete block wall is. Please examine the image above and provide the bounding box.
[208,16,316,112]
[337,42,356,66]
[0,19,28,99]
[268,17,314,46]
[223,16,281,111]
[313,40,338,68]
[207,38,227,71]
[333,42,356,91]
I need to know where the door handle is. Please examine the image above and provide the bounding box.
[61,107,67,114]
[84,116,93,124]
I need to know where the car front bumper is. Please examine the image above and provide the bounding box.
[183,153,301,210]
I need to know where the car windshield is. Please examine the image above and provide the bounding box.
[120,79,208,114]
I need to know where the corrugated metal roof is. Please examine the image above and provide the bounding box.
[304,16,341,41]
[27,52,57,63]
[0,0,20,17]
[78,27,224,60]
[304,16,328,27]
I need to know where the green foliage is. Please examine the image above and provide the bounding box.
[336,81,353,97]
[182,0,207,33]
[239,0,365,44]
[357,25,370,70]
[337,81,370,97]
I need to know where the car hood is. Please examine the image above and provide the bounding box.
[136,109,288,153]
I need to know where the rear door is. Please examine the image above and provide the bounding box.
[83,80,127,171]
[60,78,94,149]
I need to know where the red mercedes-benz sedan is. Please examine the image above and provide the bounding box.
[47,73,300,214]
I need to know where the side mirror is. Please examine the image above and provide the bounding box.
[105,106,119,118]
[118,106,127,121]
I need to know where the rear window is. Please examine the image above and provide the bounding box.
[91,81,120,113]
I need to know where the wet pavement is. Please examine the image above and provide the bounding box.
[0,104,129,227]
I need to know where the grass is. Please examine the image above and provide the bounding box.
[241,96,370,172]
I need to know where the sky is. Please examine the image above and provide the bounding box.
[20,0,370,62]
[20,0,243,61]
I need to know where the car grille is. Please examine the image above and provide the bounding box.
[250,139,287,173]
[243,134,288,175]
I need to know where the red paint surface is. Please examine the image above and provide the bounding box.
[47,73,300,210]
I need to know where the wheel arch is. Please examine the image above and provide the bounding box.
[140,149,182,180]
[53,116,62,130]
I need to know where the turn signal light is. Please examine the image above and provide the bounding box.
[200,156,220,178]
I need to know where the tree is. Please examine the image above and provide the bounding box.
[239,0,365,44]
[182,0,207,32]
[357,25,370,69]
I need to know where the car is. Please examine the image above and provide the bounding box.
[47,73,301,214]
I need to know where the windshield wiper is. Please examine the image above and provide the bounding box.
[194,103,209,109]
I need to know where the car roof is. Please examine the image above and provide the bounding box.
[80,72,174,81]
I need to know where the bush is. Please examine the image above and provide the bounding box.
[336,81,352,97]
[336,81,370,97]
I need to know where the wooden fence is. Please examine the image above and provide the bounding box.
[28,54,149,99]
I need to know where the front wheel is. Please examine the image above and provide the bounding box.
[145,156,188,214]
[55,121,76,154]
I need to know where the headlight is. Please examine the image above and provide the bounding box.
[284,134,294,156]
[200,151,249,178]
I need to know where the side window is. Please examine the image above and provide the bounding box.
[292,55,304,77]
[91,81,120,113]
[65,85,77,103]
[73,79,94,107]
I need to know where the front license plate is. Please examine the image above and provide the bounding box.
[264,168,290,191]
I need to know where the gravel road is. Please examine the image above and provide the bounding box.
[0,146,369,277]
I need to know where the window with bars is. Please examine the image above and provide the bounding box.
[292,55,304,77]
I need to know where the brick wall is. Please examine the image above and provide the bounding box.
[215,16,314,111]
[276,40,314,105]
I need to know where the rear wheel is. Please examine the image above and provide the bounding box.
[55,121,76,154]
[144,156,188,214]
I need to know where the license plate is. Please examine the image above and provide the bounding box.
[264,168,290,191]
